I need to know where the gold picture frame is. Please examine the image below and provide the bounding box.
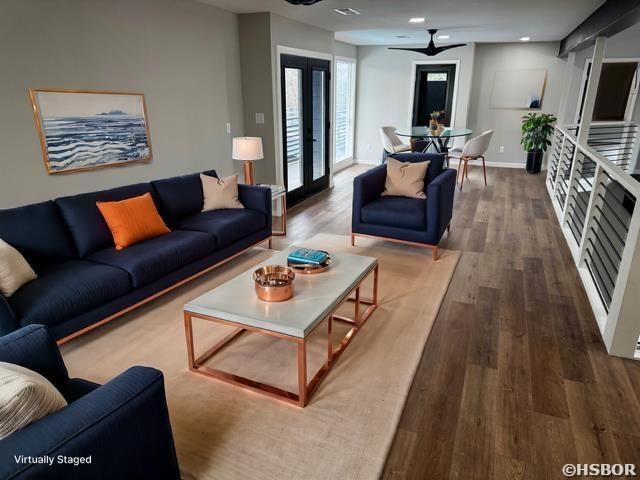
[29,88,153,174]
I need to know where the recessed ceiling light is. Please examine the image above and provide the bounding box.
[437,35,450,40]
[333,7,360,15]
[520,36,531,41]
[409,17,425,23]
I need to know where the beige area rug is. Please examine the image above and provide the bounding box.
[60,234,460,480]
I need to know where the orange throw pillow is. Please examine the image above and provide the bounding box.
[96,193,170,250]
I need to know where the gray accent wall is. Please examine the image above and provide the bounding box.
[238,12,344,185]
[0,0,244,208]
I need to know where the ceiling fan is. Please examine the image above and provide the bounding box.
[389,29,467,56]
[284,0,323,4]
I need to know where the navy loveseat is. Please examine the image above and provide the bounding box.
[0,170,271,341]
[352,153,455,259]
[0,324,180,480]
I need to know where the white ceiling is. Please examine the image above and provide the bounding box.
[197,0,604,45]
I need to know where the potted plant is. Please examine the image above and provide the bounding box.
[521,113,557,174]
[429,111,440,131]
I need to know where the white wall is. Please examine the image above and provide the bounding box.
[355,41,568,167]
[335,41,357,59]
[354,44,476,163]
[0,0,244,208]
[468,42,567,166]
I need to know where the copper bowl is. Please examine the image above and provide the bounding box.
[253,265,295,302]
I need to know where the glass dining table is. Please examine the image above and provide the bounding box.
[396,126,473,155]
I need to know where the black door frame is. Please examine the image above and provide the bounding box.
[281,54,331,207]
[412,63,457,127]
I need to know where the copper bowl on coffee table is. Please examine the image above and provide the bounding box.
[253,265,295,302]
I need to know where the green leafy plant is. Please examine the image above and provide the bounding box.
[430,110,442,120]
[521,113,557,153]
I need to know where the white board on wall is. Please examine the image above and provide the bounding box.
[491,69,547,109]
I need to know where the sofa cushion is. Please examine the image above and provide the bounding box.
[0,201,77,272]
[0,239,37,297]
[0,361,68,440]
[96,193,171,250]
[201,174,244,211]
[55,183,155,257]
[8,260,132,328]
[390,152,444,186]
[176,209,266,248]
[382,158,429,199]
[360,196,426,231]
[151,170,217,223]
[87,230,216,288]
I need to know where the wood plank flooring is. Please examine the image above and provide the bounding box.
[272,164,640,479]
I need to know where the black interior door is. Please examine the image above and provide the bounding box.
[281,54,331,207]
[412,64,457,127]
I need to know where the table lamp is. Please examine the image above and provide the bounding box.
[233,137,263,185]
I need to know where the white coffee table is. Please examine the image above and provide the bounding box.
[183,247,379,407]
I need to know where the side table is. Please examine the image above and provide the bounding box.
[259,184,286,237]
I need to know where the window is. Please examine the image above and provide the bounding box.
[334,59,356,164]
[427,72,448,82]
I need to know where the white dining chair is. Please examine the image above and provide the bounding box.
[380,126,411,162]
[447,130,494,191]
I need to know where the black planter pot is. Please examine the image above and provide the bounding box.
[526,151,543,174]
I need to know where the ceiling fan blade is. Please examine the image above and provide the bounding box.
[388,47,432,55]
[433,43,467,54]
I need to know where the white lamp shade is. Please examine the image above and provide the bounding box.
[232,137,263,161]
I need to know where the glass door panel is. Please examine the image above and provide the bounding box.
[284,67,304,192]
[312,70,326,181]
[335,60,355,163]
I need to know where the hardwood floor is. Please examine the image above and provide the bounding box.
[272,164,640,479]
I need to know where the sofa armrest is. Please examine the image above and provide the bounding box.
[0,324,69,387]
[238,184,272,234]
[0,366,180,480]
[0,294,19,336]
[426,168,456,242]
[352,165,387,227]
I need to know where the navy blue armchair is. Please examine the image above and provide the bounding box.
[0,325,180,480]
[352,152,456,259]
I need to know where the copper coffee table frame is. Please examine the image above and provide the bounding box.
[183,263,378,408]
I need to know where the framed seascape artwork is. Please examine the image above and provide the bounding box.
[29,89,152,174]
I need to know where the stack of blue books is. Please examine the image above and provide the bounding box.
[287,248,329,265]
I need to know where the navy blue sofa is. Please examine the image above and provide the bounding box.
[0,324,180,480]
[351,153,456,259]
[0,171,271,341]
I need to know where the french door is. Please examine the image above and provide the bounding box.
[281,54,331,206]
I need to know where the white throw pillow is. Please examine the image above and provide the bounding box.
[0,239,37,297]
[382,158,430,199]
[0,362,67,440]
[201,174,244,211]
